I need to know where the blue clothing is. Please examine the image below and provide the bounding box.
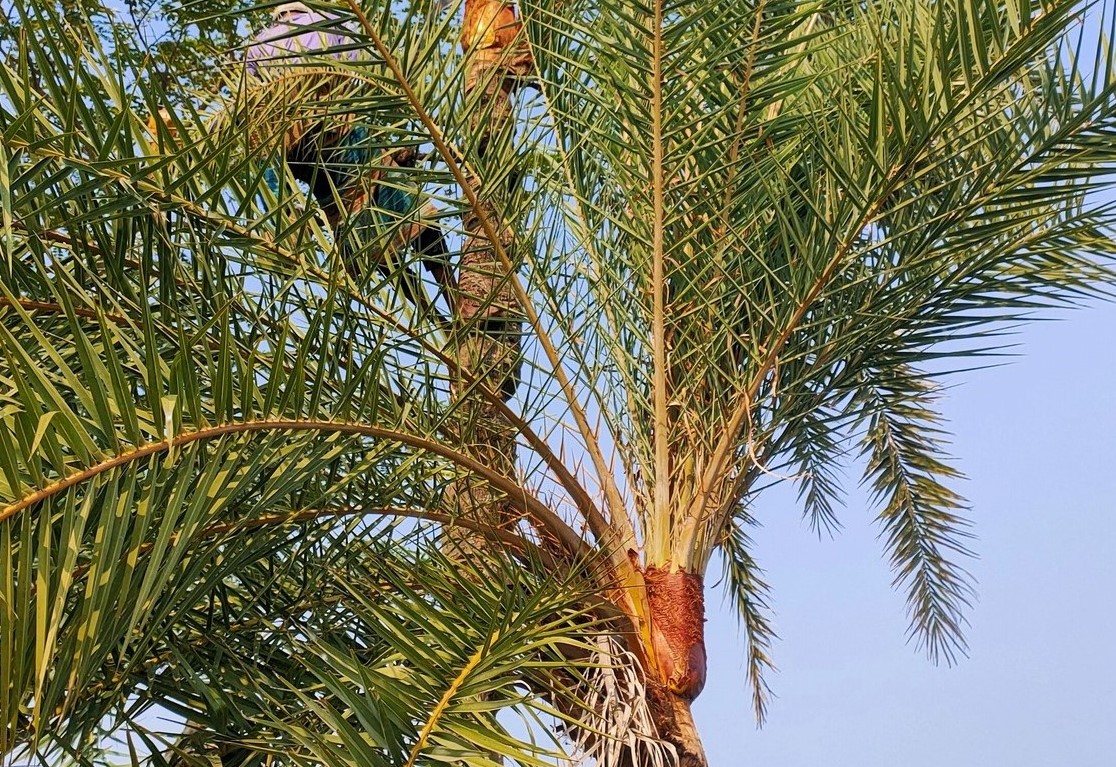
[267,124,416,223]
[264,165,281,195]
[346,184,418,253]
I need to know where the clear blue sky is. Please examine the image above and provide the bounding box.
[695,301,1116,765]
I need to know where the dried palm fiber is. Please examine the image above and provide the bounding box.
[561,634,676,767]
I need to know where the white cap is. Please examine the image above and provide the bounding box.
[272,2,312,20]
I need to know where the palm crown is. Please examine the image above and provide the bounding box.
[2,0,1115,765]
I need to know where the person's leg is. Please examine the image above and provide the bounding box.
[411,203,454,293]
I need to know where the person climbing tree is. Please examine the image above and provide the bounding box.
[244,1,451,318]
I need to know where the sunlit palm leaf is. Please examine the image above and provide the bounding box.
[3,0,1116,763]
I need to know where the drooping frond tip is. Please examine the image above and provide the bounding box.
[721,515,778,723]
[859,374,977,666]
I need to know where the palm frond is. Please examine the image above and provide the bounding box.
[856,370,976,664]
[4,0,1116,759]
[719,514,777,724]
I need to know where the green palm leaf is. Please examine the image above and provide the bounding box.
[3,0,1116,763]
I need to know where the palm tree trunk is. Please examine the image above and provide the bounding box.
[446,7,711,766]
[646,682,707,767]
[442,0,532,555]
[639,561,709,766]
[439,9,534,765]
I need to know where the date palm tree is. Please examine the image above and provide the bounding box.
[3,0,1115,765]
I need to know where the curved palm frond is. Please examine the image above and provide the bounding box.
[3,0,1116,762]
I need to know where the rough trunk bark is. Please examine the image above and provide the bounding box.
[439,10,534,766]
[442,0,533,556]
[646,680,708,767]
